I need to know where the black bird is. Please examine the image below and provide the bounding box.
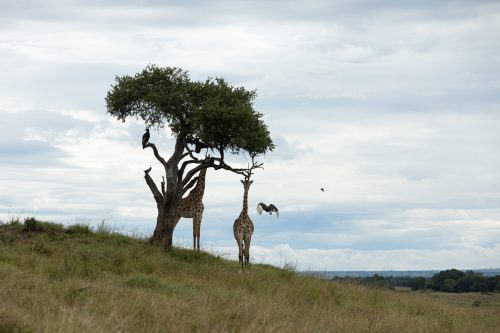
[256,203,279,218]
[321,188,325,192]
[142,128,150,148]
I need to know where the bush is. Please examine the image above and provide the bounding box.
[66,224,93,235]
[22,217,63,233]
[440,279,456,292]
[409,277,427,291]
[23,217,40,232]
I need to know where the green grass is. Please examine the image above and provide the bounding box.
[1,218,499,332]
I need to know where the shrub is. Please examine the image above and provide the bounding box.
[23,217,40,232]
[66,224,93,235]
[409,277,427,291]
[22,217,64,233]
[440,279,457,292]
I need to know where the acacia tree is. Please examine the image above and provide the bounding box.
[105,65,274,250]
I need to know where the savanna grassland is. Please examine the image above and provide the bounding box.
[1,218,499,333]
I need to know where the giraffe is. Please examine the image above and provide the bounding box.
[233,176,254,273]
[176,167,208,252]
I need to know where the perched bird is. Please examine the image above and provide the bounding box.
[321,188,325,192]
[256,203,279,218]
[142,128,150,148]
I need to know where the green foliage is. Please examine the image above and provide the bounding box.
[22,217,64,233]
[333,270,500,293]
[431,269,465,290]
[409,276,427,291]
[105,65,274,156]
[66,224,93,235]
[429,270,500,293]
[23,217,39,232]
[440,279,457,292]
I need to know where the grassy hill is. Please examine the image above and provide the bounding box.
[1,218,499,333]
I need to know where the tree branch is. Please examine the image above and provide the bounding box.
[144,142,167,169]
[144,169,163,204]
[211,155,263,176]
[182,159,212,188]
[182,176,199,196]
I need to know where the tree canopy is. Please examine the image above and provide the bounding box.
[105,65,274,160]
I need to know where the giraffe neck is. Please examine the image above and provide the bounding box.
[190,168,207,199]
[241,186,249,216]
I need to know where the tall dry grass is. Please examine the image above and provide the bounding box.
[0,218,499,332]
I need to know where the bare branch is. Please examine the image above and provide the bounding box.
[144,169,163,204]
[182,176,199,196]
[179,159,199,179]
[182,159,212,188]
[210,155,263,176]
[144,142,167,168]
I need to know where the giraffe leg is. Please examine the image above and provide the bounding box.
[192,218,197,252]
[195,217,201,252]
[244,236,251,272]
[237,237,244,273]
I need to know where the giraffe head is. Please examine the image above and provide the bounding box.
[240,177,253,191]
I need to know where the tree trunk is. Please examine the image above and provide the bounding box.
[151,202,179,250]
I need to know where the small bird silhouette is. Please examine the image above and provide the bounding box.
[142,128,150,148]
[256,203,279,218]
[321,188,325,192]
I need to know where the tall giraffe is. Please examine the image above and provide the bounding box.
[233,176,254,273]
[176,167,208,252]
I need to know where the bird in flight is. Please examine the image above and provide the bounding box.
[321,188,325,192]
[256,203,279,218]
[142,128,150,148]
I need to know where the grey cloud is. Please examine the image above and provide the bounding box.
[2,0,498,28]
[0,139,68,166]
[0,61,135,111]
[0,110,96,139]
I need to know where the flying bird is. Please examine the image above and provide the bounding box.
[142,128,150,148]
[256,203,279,218]
[321,188,325,192]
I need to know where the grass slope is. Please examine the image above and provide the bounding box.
[1,218,499,333]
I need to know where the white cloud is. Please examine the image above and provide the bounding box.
[210,243,500,271]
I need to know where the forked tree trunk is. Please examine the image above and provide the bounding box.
[145,136,196,250]
[144,135,251,250]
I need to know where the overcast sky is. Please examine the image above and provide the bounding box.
[1,0,499,270]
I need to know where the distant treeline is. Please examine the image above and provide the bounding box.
[331,269,500,293]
